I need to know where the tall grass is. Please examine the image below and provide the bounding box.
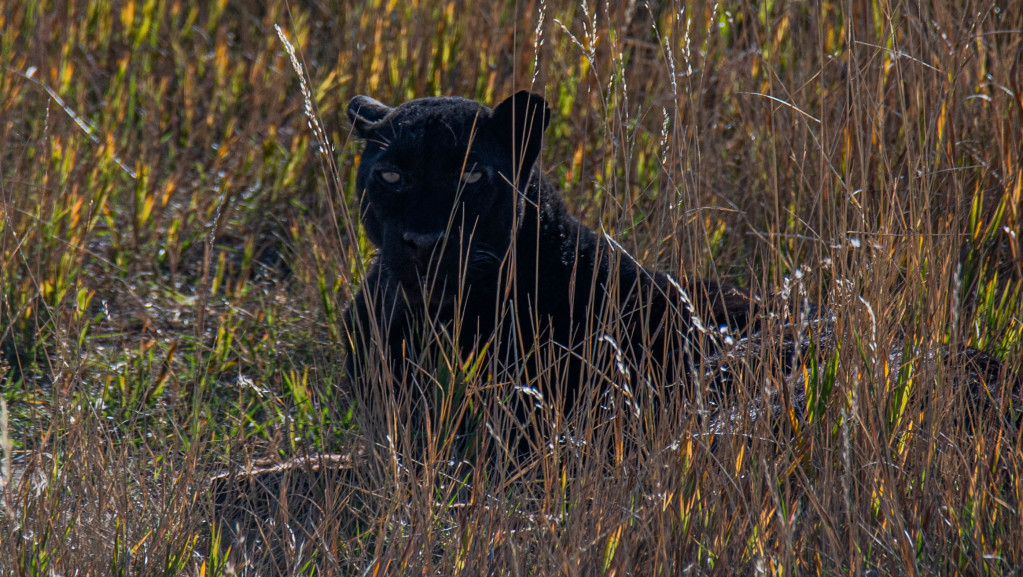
[1,0,1020,575]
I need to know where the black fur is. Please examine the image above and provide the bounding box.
[343,91,754,414]
[343,91,1020,438]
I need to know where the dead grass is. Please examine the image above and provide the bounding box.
[1,0,1021,575]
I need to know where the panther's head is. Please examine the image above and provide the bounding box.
[347,91,550,305]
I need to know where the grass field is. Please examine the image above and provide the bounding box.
[2,0,1022,575]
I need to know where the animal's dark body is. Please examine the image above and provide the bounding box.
[343,91,754,415]
[342,91,1019,429]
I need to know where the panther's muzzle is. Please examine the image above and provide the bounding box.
[401,230,445,265]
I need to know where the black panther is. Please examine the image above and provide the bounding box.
[341,91,1018,436]
[342,91,756,422]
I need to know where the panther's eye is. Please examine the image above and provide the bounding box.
[378,171,401,184]
[461,170,483,185]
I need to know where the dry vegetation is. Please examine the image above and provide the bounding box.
[2,0,1022,575]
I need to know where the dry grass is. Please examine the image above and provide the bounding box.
[1,0,1021,575]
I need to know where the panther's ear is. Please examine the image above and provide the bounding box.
[491,91,551,184]
[347,95,392,138]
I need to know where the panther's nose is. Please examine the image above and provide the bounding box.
[402,231,444,260]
